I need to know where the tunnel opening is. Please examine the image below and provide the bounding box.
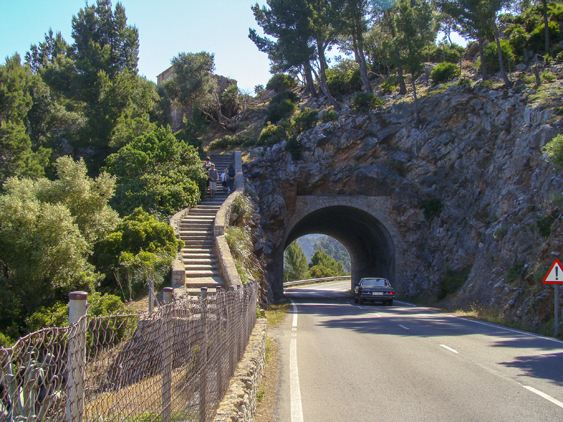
[284,234,351,282]
[280,205,395,297]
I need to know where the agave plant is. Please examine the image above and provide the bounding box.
[0,352,62,421]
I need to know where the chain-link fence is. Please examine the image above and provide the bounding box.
[0,282,258,422]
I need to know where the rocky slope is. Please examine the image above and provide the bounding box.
[240,72,563,332]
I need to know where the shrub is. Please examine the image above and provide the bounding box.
[266,74,296,93]
[322,109,338,122]
[326,63,362,97]
[254,84,265,95]
[419,197,443,221]
[257,122,287,146]
[478,40,515,74]
[438,267,470,300]
[286,136,302,160]
[537,214,555,238]
[424,44,463,64]
[458,78,472,86]
[352,92,383,112]
[266,90,299,123]
[527,21,561,54]
[431,62,461,84]
[225,224,263,284]
[543,134,563,169]
[208,135,252,151]
[380,82,398,94]
[292,108,318,134]
[507,262,525,284]
[541,70,557,83]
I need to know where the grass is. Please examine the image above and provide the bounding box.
[264,303,291,328]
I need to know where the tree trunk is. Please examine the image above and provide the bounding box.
[311,66,341,111]
[411,77,420,125]
[478,37,487,81]
[352,35,371,93]
[544,0,550,54]
[303,61,317,97]
[493,21,512,87]
[397,61,407,95]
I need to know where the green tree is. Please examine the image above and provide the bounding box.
[284,241,309,282]
[0,55,51,186]
[440,0,511,84]
[163,51,217,113]
[250,0,317,95]
[25,29,70,73]
[94,208,183,299]
[392,0,436,123]
[333,0,373,93]
[70,0,139,102]
[104,126,207,216]
[0,157,117,337]
[314,236,351,272]
[309,248,345,277]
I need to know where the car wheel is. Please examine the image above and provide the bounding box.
[388,300,393,306]
[358,296,363,305]
[354,296,358,304]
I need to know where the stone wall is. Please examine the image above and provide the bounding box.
[214,319,267,422]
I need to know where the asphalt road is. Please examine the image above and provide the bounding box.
[272,280,563,422]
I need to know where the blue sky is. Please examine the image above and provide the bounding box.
[0,0,272,92]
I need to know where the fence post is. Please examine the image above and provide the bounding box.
[228,286,235,377]
[162,304,173,422]
[148,276,155,313]
[163,287,174,304]
[199,287,208,422]
[66,292,88,422]
[216,292,224,397]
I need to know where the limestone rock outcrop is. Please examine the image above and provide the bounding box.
[244,80,563,328]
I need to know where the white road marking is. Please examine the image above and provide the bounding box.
[398,324,410,330]
[440,344,459,354]
[523,386,563,409]
[290,301,304,422]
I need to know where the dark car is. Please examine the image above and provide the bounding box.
[353,277,395,305]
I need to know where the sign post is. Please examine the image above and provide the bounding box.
[543,259,563,337]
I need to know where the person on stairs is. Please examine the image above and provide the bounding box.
[208,163,219,199]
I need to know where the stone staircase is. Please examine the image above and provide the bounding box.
[180,154,234,293]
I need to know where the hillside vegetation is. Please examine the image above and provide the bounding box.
[2,0,563,343]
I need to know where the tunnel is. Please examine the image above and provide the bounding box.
[271,204,397,301]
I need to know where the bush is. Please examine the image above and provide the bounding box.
[208,135,253,151]
[438,267,470,300]
[543,134,563,169]
[380,82,397,94]
[94,208,184,300]
[431,62,461,84]
[326,62,362,98]
[265,90,299,123]
[424,44,463,64]
[420,197,443,221]
[291,108,318,134]
[352,92,383,112]
[478,40,515,74]
[286,136,302,160]
[527,21,561,54]
[322,109,338,122]
[266,74,297,93]
[257,122,287,146]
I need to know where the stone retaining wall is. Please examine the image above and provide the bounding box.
[214,319,267,422]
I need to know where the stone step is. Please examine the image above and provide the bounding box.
[185,280,223,290]
[185,269,222,277]
[185,264,219,271]
[184,258,218,265]
[183,241,213,248]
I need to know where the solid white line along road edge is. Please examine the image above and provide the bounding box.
[523,386,563,409]
[290,301,304,422]
[440,344,459,354]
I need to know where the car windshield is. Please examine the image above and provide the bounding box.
[361,278,388,287]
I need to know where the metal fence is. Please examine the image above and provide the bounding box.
[0,282,258,422]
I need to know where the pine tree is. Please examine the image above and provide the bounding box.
[284,241,309,282]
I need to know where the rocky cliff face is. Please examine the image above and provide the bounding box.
[244,80,563,331]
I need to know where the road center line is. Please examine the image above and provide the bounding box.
[440,344,459,354]
[290,301,304,422]
[523,386,563,409]
[398,324,410,330]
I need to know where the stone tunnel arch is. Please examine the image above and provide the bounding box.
[270,196,404,301]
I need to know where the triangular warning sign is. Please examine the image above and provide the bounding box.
[543,259,563,284]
